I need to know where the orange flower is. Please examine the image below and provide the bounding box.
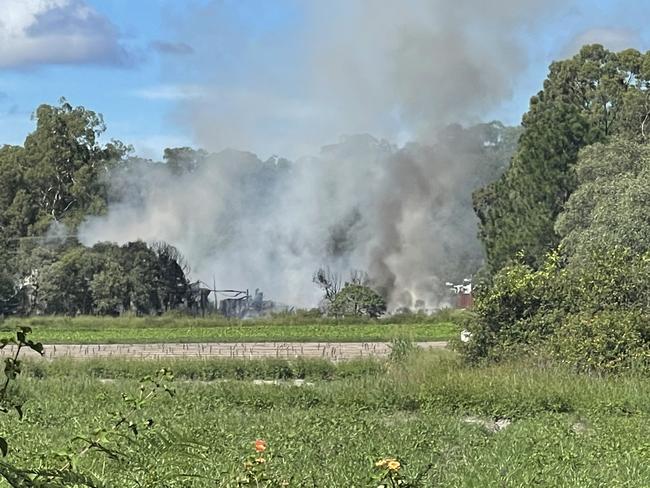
[254,439,267,452]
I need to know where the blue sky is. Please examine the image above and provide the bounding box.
[0,0,648,160]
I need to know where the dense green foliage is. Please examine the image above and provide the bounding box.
[330,283,387,318]
[16,241,189,316]
[475,45,650,273]
[0,100,128,242]
[465,136,650,371]
[0,100,195,317]
[0,274,16,316]
[461,253,650,371]
[1,350,650,486]
[555,138,650,260]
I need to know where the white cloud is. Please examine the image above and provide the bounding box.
[0,0,130,68]
[131,84,205,101]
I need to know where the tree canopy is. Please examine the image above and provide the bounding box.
[36,241,190,316]
[330,283,387,318]
[1,99,129,238]
[555,138,650,260]
[475,45,650,274]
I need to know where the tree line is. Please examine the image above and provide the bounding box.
[0,94,517,317]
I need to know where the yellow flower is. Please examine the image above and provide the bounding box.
[376,457,400,470]
[386,460,401,471]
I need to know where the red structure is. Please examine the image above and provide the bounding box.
[446,279,473,309]
[457,290,473,309]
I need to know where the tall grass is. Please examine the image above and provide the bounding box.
[22,356,384,381]
[3,349,650,486]
[20,350,650,418]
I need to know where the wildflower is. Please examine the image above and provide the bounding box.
[387,460,401,471]
[254,439,267,452]
[255,457,266,464]
[376,457,400,469]
[375,458,389,468]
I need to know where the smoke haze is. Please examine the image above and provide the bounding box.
[80,0,568,309]
[174,0,567,157]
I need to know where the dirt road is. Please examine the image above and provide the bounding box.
[7,341,448,361]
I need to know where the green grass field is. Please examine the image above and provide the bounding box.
[0,314,462,344]
[2,350,649,486]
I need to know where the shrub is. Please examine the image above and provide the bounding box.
[388,337,417,363]
[548,310,650,373]
[330,284,387,318]
[459,257,557,363]
[462,246,650,372]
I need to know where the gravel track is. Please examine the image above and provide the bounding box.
[5,341,448,361]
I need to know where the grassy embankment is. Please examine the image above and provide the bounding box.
[2,349,649,486]
[0,311,463,344]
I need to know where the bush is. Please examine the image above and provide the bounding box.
[388,337,417,362]
[461,246,650,372]
[330,284,387,318]
[548,310,650,373]
[460,257,558,363]
[0,271,17,315]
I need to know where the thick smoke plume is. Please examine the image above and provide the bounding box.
[80,128,513,309]
[80,0,566,309]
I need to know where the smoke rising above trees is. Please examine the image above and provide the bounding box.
[172,0,569,157]
[79,124,519,309]
[7,1,644,315]
[79,0,558,309]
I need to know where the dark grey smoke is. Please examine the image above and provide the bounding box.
[80,0,564,309]
[80,125,517,309]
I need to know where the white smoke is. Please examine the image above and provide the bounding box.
[44,219,71,243]
[80,129,512,309]
[80,0,570,309]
